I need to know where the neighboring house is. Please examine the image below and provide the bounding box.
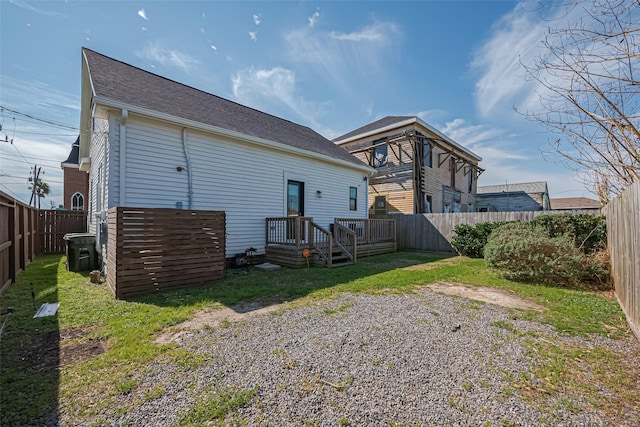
[550,197,601,211]
[77,48,373,263]
[333,116,483,214]
[60,137,88,210]
[476,181,550,212]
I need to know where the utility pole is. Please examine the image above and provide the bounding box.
[28,165,42,209]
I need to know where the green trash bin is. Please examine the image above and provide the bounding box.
[64,233,97,272]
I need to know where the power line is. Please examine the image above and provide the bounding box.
[0,174,64,183]
[0,183,25,201]
[0,106,80,131]
[1,152,64,167]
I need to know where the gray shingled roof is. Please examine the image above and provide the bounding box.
[477,181,548,195]
[62,137,80,165]
[333,116,414,142]
[550,197,600,210]
[83,48,366,168]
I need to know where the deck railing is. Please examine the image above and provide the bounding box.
[334,218,396,244]
[334,222,356,263]
[310,222,332,265]
[266,216,313,249]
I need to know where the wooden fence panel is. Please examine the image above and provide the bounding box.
[374,209,601,252]
[108,207,226,299]
[604,182,640,341]
[38,210,88,254]
[0,191,38,294]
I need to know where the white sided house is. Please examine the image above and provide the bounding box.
[77,48,377,268]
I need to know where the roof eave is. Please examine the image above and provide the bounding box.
[335,117,482,162]
[94,96,374,174]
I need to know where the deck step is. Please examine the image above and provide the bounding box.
[329,261,354,268]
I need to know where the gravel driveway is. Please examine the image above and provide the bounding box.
[101,290,638,426]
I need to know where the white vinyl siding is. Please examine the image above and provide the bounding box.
[87,118,110,233]
[106,114,368,256]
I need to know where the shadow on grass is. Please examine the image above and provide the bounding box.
[0,255,63,426]
[133,251,456,311]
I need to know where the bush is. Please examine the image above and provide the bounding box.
[484,222,586,285]
[451,221,511,258]
[530,214,606,254]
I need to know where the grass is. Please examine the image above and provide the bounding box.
[0,251,634,425]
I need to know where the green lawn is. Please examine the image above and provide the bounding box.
[0,251,633,425]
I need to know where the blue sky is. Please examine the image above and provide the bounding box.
[0,0,596,207]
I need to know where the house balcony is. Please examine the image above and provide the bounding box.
[265,216,396,268]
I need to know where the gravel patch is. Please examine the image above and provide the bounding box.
[92,290,637,426]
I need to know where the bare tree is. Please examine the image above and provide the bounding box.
[521,0,639,203]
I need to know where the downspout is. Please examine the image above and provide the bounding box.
[181,127,193,209]
[119,109,128,206]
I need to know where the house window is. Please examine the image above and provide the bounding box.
[423,139,432,168]
[449,157,456,188]
[467,203,474,212]
[466,166,473,193]
[444,203,451,213]
[71,192,85,211]
[424,195,432,213]
[374,195,387,215]
[372,139,387,168]
[349,187,357,211]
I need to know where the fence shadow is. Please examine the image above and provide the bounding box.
[0,255,62,426]
[135,251,455,310]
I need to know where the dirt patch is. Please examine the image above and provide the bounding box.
[154,302,284,346]
[9,327,106,371]
[426,282,546,311]
[403,258,461,271]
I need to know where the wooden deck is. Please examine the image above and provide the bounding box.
[265,217,396,268]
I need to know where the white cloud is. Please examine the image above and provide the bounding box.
[471,4,547,117]
[329,24,393,42]
[8,0,65,17]
[434,117,592,197]
[253,13,261,26]
[285,21,400,91]
[136,43,200,72]
[231,67,336,137]
[138,9,149,20]
[308,9,320,28]
[248,31,257,42]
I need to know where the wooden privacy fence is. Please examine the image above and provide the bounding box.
[0,191,38,294]
[38,210,88,254]
[374,209,601,252]
[604,181,640,341]
[106,207,226,299]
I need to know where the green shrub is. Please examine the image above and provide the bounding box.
[530,214,606,254]
[484,222,586,285]
[451,221,511,258]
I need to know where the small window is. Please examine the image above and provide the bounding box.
[467,203,474,212]
[466,166,473,193]
[71,192,85,211]
[423,139,432,168]
[372,139,387,168]
[424,195,432,213]
[449,157,456,188]
[374,195,387,215]
[349,187,357,211]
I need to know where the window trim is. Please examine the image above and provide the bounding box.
[71,192,85,211]
[349,187,357,211]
